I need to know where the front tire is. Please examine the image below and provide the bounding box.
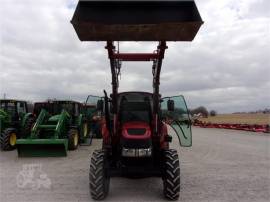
[81,122,89,140]
[0,128,17,151]
[163,149,180,200]
[89,149,110,200]
[67,129,79,150]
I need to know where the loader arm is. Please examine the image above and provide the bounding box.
[30,109,48,138]
[103,90,111,134]
[106,41,167,135]
[54,110,70,139]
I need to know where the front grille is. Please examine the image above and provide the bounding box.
[127,128,146,135]
[121,138,151,149]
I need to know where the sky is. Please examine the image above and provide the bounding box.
[0,0,269,113]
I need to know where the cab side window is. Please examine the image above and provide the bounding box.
[17,102,26,114]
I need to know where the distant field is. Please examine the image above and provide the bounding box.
[198,113,270,125]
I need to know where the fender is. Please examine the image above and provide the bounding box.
[160,122,169,150]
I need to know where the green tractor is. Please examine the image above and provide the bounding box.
[0,99,35,150]
[16,100,89,157]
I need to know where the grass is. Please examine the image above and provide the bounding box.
[198,113,270,125]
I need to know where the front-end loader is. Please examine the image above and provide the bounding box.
[16,100,89,157]
[71,0,203,200]
[0,99,35,150]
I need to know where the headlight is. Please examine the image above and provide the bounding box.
[122,148,136,157]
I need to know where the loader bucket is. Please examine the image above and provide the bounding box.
[71,0,203,41]
[16,139,68,157]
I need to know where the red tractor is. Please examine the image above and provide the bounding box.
[71,0,203,200]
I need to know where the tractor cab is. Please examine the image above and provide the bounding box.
[33,100,81,122]
[52,100,81,120]
[33,102,53,116]
[118,92,153,125]
[0,99,28,127]
[33,100,80,114]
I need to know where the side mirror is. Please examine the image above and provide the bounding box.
[97,100,104,112]
[167,100,175,111]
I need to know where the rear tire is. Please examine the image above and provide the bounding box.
[0,128,17,151]
[163,149,180,200]
[89,149,110,200]
[67,129,79,150]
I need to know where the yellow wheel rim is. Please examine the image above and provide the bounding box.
[74,132,79,147]
[83,123,88,137]
[9,133,17,146]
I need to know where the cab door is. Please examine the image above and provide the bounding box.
[85,95,103,117]
[161,95,192,147]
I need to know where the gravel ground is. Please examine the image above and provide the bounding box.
[0,127,269,202]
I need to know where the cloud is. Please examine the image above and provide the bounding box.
[0,0,269,113]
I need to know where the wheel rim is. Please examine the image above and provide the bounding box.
[9,133,17,146]
[74,132,79,147]
[83,123,88,137]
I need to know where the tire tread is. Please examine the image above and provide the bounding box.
[0,128,17,151]
[163,149,180,200]
[89,149,109,200]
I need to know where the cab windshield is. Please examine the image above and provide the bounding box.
[120,101,151,124]
[0,102,16,116]
[53,103,74,115]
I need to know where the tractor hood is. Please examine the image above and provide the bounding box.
[71,0,203,41]
[48,114,61,122]
[121,122,151,140]
[121,121,152,157]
